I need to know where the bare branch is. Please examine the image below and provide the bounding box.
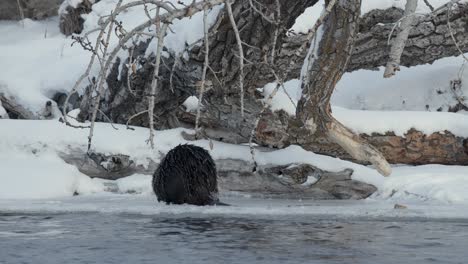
[383,0,418,78]
[447,2,468,63]
[16,0,25,27]
[226,0,245,117]
[88,0,124,152]
[126,109,149,129]
[422,0,435,12]
[148,9,168,149]
[195,6,211,138]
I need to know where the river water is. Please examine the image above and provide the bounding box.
[1,206,467,264]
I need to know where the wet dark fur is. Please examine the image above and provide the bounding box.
[152,144,220,206]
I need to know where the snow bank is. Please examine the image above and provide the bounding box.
[0,0,223,115]
[1,118,468,205]
[261,77,468,137]
[0,150,104,199]
[0,119,381,199]
[361,0,455,15]
[332,54,468,112]
[0,18,93,114]
[374,165,468,203]
[333,106,468,137]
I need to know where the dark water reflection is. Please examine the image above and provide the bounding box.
[0,212,467,264]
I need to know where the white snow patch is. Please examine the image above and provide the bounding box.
[332,54,468,112]
[0,0,224,115]
[333,106,468,137]
[116,174,152,195]
[183,96,199,112]
[0,119,468,204]
[290,0,324,34]
[0,18,94,114]
[374,165,468,203]
[145,3,224,56]
[361,0,456,15]
[0,150,104,199]
[261,79,302,116]
[302,176,318,186]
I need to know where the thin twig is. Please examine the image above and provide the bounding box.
[270,0,281,64]
[226,0,245,117]
[16,0,25,27]
[147,10,168,148]
[423,0,435,12]
[126,109,149,129]
[88,0,124,152]
[195,6,210,138]
[95,108,119,130]
[447,2,468,63]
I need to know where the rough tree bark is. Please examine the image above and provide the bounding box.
[296,0,391,176]
[75,0,468,167]
[278,3,468,77]
[0,0,62,20]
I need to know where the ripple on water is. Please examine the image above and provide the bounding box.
[0,212,467,264]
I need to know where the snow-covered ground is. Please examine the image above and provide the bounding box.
[1,118,468,212]
[1,0,468,216]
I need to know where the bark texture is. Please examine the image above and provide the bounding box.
[59,0,95,36]
[77,1,468,167]
[279,3,468,76]
[59,148,376,200]
[0,0,62,20]
[296,0,392,176]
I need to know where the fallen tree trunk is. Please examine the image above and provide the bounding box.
[299,129,468,166]
[179,110,468,166]
[59,148,377,199]
[273,3,468,82]
[77,1,468,167]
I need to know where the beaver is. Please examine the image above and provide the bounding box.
[152,144,224,206]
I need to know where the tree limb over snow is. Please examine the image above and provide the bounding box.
[383,0,418,78]
[274,2,468,81]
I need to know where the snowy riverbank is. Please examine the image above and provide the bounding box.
[1,117,468,208]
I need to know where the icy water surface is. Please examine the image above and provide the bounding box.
[0,209,467,264]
